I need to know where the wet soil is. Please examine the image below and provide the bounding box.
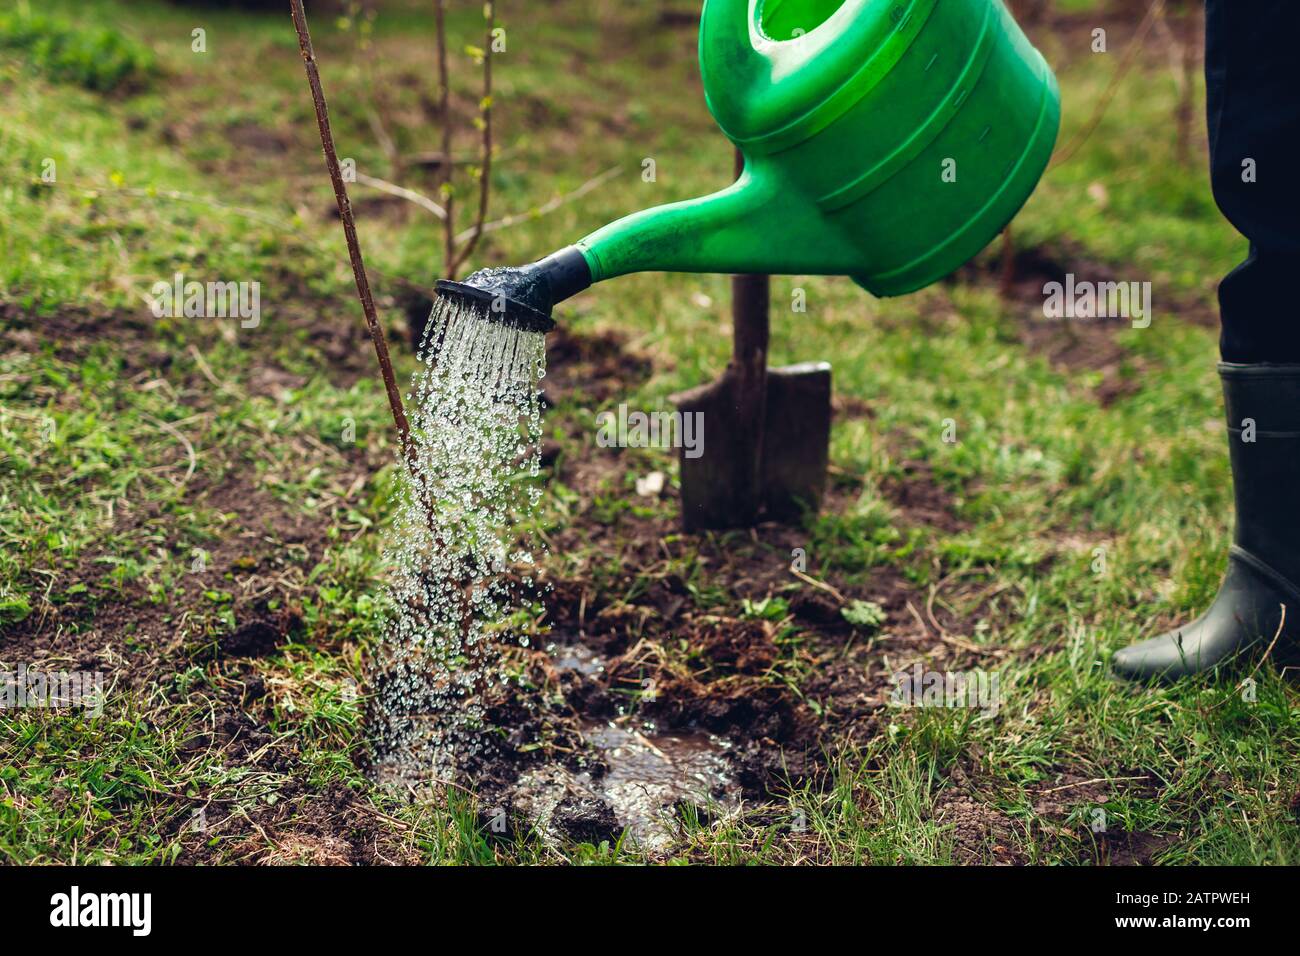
[429,326,1024,855]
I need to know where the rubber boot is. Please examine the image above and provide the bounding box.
[1112,364,1300,681]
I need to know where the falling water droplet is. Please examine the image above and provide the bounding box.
[370,300,548,784]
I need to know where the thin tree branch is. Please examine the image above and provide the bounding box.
[356,0,403,180]
[355,172,447,220]
[364,105,404,180]
[1049,0,1165,170]
[452,164,620,244]
[289,0,414,470]
[435,0,455,276]
[450,1,495,274]
[351,163,621,245]
[354,163,621,244]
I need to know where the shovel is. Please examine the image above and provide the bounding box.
[668,152,832,531]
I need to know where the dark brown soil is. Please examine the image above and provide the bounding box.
[179,777,421,865]
[934,790,1025,865]
[925,762,1169,866]
[2,308,1013,861]
[447,327,1011,852]
[0,285,382,392]
[879,459,969,534]
[1,475,413,864]
[541,325,654,405]
[2,471,326,657]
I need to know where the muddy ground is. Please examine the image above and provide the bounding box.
[1,235,1171,863]
[401,300,1158,861]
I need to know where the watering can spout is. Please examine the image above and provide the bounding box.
[435,166,803,330]
[576,162,849,281]
[437,0,1060,330]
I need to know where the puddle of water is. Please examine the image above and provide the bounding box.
[548,641,605,676]
[514,638,738,851]
[579,721,737,851]
[510,718,740,853]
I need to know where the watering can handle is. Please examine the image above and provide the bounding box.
[699,0,928,148]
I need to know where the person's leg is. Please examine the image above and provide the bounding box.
[1206,0,1300,364]
[1113,0,1300,680]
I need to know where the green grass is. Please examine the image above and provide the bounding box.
[1,0,1297,865]
[0,3,156,94]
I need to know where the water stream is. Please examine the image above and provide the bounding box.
[371,300,547,781]
[368,302,740,847]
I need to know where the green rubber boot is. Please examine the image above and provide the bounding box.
[1113,364,1300,681]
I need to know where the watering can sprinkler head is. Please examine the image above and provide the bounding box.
[434,246,592,334]
[438,0,1060,332]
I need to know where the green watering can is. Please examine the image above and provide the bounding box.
[437,0,1060,331]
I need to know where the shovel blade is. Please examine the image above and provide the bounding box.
[761,361,831,522]
[671,362,831,530]
[671,370,756,531]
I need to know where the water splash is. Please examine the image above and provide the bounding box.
[511,717,739,853]
[370,299,546,782]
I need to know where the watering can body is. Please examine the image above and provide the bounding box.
[574,0,1060,297]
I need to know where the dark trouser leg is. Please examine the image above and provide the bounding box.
[1206,0,1300,362]
[1114,2,1300,680]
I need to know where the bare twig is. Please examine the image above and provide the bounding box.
[906,598,1005,658]
[1049,0,1166,170]
[289,0,413,470]
[1152,4,1185,90]
[435,0,455,275]
[141,413,198,488]
[186,344,240,397]
[355,0,402,179]
[1038,775,1149,796]
[453,164,621,244]
[1248,604,1287,679]
[449,1,495,274]
[790,568,846,604]
[364,105,403,180]
[1175,3,1202,166]
[355,172,447,220]
[353,164,621,241]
